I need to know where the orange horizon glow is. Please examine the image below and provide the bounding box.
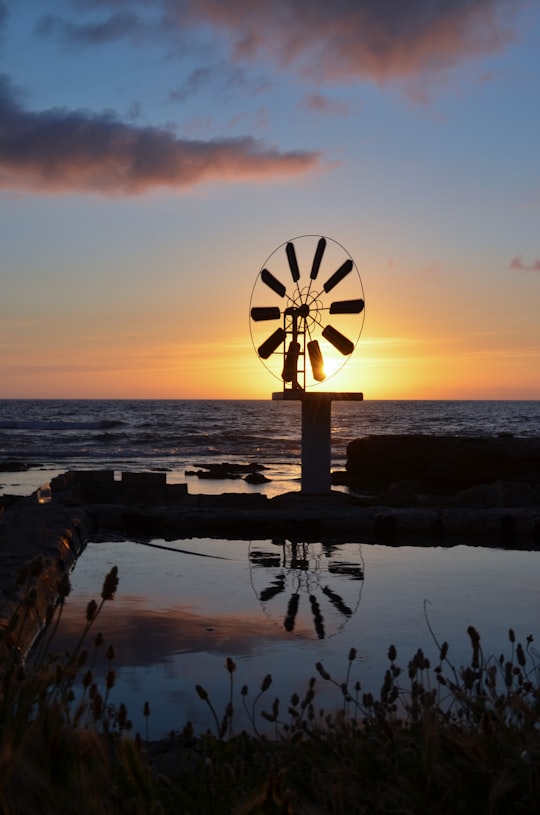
[2,329,539,400]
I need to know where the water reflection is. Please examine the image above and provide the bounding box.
[46,537,540,738]
[249,540,364,638]
[51,602,309,669]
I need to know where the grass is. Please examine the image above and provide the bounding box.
[1,560,540,814]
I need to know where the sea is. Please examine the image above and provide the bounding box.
[2,399,540,738]
[2,398,539,498]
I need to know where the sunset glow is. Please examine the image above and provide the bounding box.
[1,1,539,399]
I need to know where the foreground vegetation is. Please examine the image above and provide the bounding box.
[1,559,540,814]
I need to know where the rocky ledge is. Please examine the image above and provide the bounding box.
[332,434,540,508]
[0,493,95,656]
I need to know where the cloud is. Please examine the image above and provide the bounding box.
[0,75,320,195]
[169,64,270,105]
[162,0,522,81]
[302,93,350,115]
[35,11,145,46]
[36,1,524,82]
[168,66,216,103]
[509,255,540,272]
[0,1,7,30]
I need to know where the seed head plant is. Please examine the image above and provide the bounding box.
[1,560,540,814]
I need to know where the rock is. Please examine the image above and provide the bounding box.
[0,494,96,657]
[451,481,539,508]
[189,470,242,480]
[52,470,187,506]
[375,481,419,507]
[0,460,33,472]
[186,463,268,480]
[341,435,540,496]
[244,472,270,484]
[0,494,22,511]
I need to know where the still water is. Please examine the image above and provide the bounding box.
[52,535,540,739]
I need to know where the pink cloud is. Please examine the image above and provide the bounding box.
[0,76,320,195]
[38,2,523,82]
[509,256,540,272]
[162,0,522,82]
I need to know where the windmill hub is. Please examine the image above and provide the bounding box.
[285,303,310,318]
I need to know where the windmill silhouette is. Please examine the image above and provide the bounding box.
[250,235,365,493]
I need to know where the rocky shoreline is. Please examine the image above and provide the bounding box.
[0,492,95,656]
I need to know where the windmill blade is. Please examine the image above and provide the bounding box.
[261,268,286,298]
[322,324,355,355]
[323,259,353,293]
[258,327,286,359]
[310,237,327,280]
[309,594,325,639]
[251,306,282,321]
[329,563,364,580]
[260,575,286,603]
[322,585,353,617]
[285,242,301,283]
[282,340,300,382]
[284,593,300,632]
[307,339,326,382]
[260,584,286,603]
[250,550,280,567]
[329,298,364,315]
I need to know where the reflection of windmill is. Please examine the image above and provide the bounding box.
[249,540,364,639]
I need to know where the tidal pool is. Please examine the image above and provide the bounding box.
[51,537,540,739]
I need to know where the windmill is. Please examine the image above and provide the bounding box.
[250,235,365,493]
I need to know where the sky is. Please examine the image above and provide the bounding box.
[1,0,539,400]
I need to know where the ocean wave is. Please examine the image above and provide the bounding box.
[1,401,538,475]
[0,419,126,431]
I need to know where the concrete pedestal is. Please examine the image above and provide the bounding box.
[272,391,363,494]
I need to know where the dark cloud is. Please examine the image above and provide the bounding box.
[168,64,270,104]
[35,11,145,46]
[509,256,540,272]
[168,66,216,103]
[0,75,320,195]
[0,1,8,30]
